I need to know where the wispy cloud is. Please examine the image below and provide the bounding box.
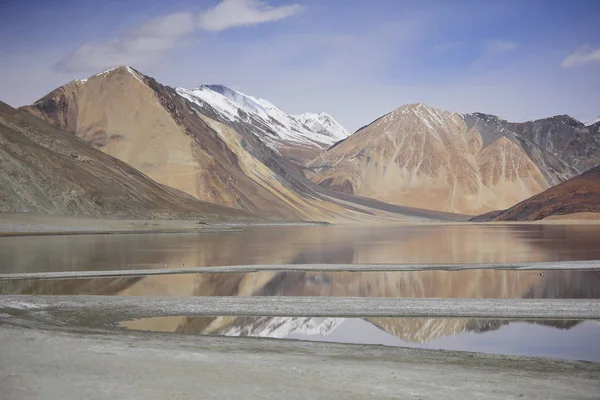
[198,0,302,32]
[56,13,196,72]
[561,45,600,68]
[56,0,301,73]
[485,40,516,53]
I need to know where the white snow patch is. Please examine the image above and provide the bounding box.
[175,84,350,147]
[294,111,349,142]
[585,116,600,126]
[125,66,145,85]
[87,66,145,85]
[94,66,119,77]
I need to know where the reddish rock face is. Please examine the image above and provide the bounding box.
[488,166,600,221]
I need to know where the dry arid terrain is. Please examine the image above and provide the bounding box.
[474,166,600,221]
[20,67,463,223]
[0,101,256,221]
[308,104,600,215]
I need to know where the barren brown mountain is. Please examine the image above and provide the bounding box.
[0,101,253,220]
[21,66,463,222]
[475,165,600,221]
[308,103,550,214]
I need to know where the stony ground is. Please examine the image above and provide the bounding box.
[1,293,599,399]
[1,324,599,400]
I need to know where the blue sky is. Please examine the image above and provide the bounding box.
[1,0,599,131]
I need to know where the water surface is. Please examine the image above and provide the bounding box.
[120,316,600,362]
[2,224,600,274]
[3,223,600,362]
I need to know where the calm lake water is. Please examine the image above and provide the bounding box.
[2,224,600,273]
[2,224,600,361]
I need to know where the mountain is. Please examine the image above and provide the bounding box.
[176,84,348,164]
[585,116,600,127]
[473,166,600,221]
[293,112,348,143]
[308,103,550,214]
[21,66,456,222]
[308,103,600,214]
[464,113,600,185]
[0,100,252,220]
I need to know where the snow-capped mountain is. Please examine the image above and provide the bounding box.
[585,116,600,126]
[294,112,349,142]
[176,84,348,152]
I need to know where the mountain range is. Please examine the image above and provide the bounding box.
[176,84,348,164]
[16,66,458,222]
[4,65,599,221]
[308,104,600,214]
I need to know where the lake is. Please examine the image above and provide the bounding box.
[1,223,599,361]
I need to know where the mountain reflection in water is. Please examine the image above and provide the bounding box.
[2,224,600,361]
[3,224,600,274]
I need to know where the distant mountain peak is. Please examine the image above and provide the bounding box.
[176,84,348,149]
[585,116,600,126]
[70,65,145,87]
[542,114,584,126]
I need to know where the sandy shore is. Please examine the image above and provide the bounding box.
[1,324,599,400]
[2,212,600,237]
[0,213,324,237]
[2,294,599,399]
[3,295,599,325]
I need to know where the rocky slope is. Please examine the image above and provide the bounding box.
[585,116,600,127]
[308,103,600,214]
[308,103,550,214]
[474,166,600,221]
[0,101,253,220]
[464,113,600,185]
[20,66,461,222]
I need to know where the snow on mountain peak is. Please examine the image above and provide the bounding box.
[72,65,145,86]
[585,116,600,126]
[294,111,349,140]
[175,84,349,149]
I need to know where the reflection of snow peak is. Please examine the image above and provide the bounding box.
[175,85,348,148]
[222,317,345,339]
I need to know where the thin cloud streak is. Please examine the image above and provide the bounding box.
[198,0,303,32]
[561,45,600,68]
[56,0,301,73]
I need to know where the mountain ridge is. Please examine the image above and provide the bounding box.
[472,166,600,221]
[176,83,348,164]
[20,65,461,223]
[0,100,255,220]
[308,103,552,214]
[308,102,599,214]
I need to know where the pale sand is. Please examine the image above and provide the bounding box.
[1,295,599,400]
